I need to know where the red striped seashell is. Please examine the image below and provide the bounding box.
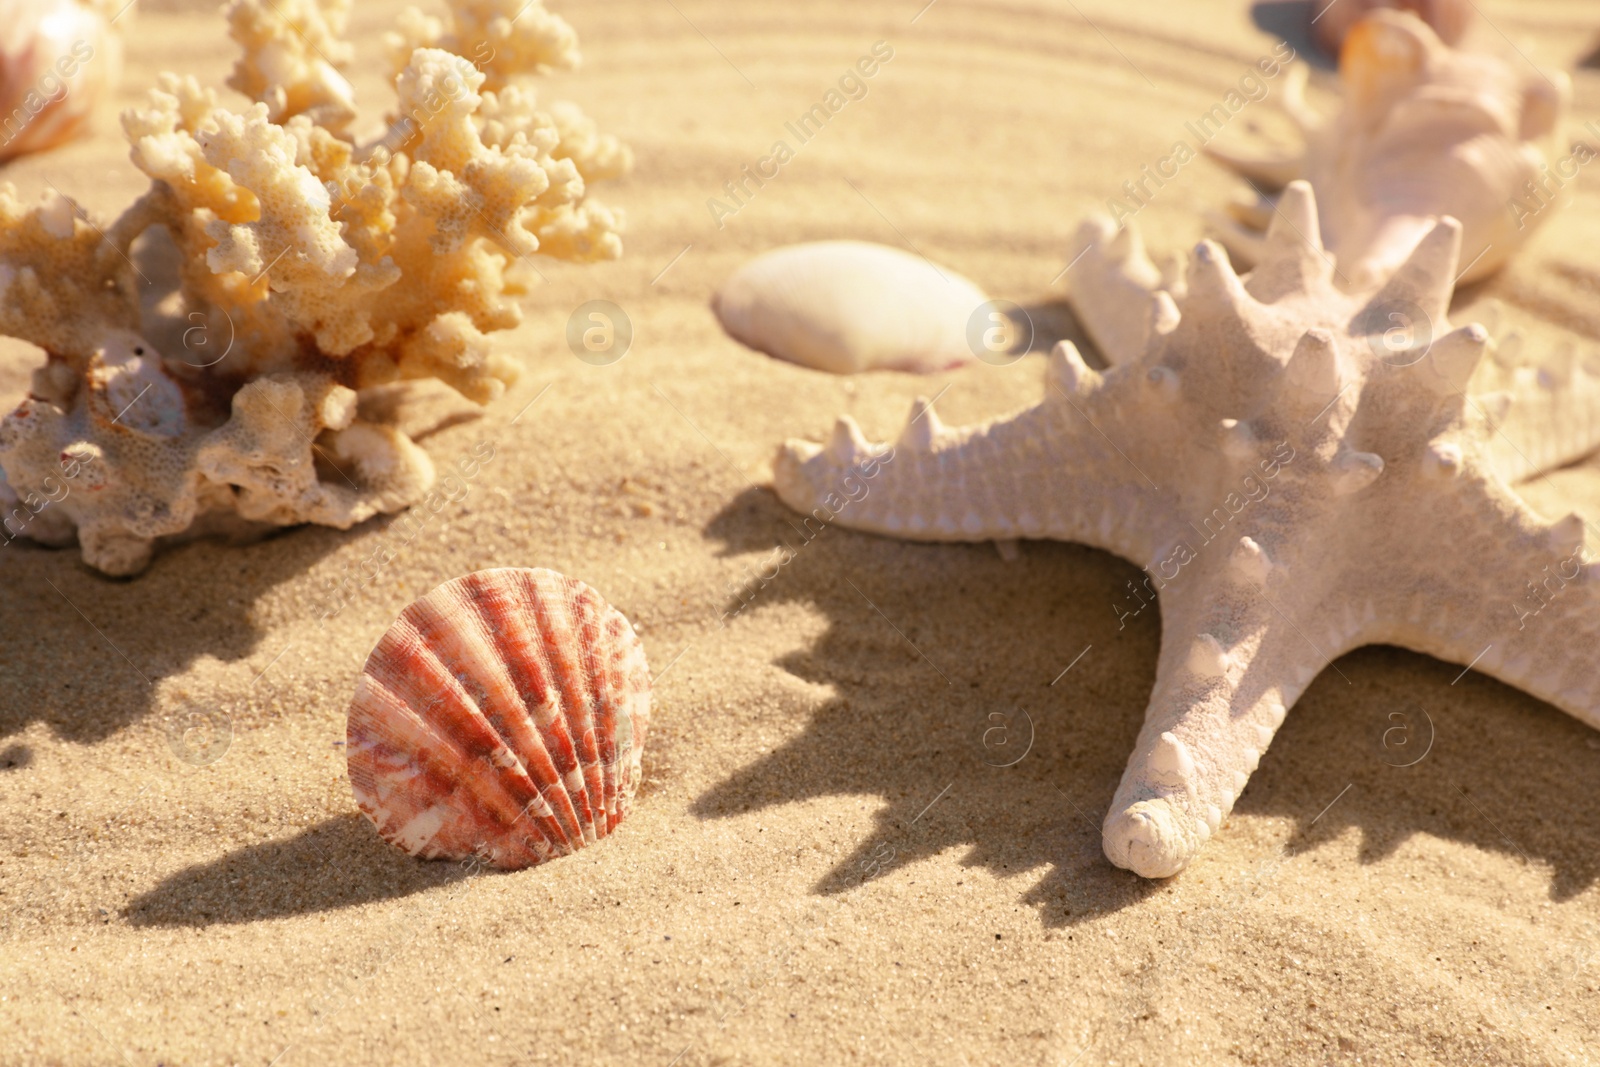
[347,567,651,869]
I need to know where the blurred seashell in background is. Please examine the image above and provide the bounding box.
[713,240,992,374]
[348,568,652,870]
[1205,10,1567,292]
[0,0,123,163]
[1309,0,1471,56]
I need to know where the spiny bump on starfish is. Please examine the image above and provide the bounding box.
[1063,215,1167,367]
[1188,239,1252,310]
[1365,214,1462,325]
[1283,327,1343,408]
[1230,535,1276,584]
[898,398,943,450]
[1219,418,1256,459]
[773,181,1600,880]
[1150,290,1181,338]
[1048,340,1100,397]
[826,415,864,462]
[1331,449,1385,495]
[1250,182,1332,300]
[1427,324,1491,396]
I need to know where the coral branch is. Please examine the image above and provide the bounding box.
[0,0,629,574]
[225,0,356,131]
[386,0,580,91]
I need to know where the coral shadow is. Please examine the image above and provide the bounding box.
[695,487,1600,924]
[1,209,468,751]
[123,814,479,927]
[0,522,344,747]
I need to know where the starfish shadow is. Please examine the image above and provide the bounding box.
[696,488,1600,921]
[122,814,482,927]
[1242,644,1600,902]
[696,487,1169,927]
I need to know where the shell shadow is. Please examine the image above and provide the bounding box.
[695,487,1600,922]
[1011,298,1094,363]
[123,813,480,928]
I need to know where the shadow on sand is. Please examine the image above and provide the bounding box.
[692,486,1600,927]
[123,814,482,927]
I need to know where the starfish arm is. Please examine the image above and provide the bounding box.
[772,345,1165,565]
[1378,478,1600,729]
[1062,216,1177,367]
[1101,561,1337,878]
[1200,139,1304,192]
[1474,358,1600,485]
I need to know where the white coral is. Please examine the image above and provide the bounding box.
[0,0,627,575]
[225,0,356,131]
[386,0,633,192]
[385,0,580,92]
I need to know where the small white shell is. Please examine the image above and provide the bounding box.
[0,0,121,163]
[712,240,991,375]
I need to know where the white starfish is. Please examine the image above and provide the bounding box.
[772,182,1600,878]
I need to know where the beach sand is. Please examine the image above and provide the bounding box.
[4,1,1600,1063]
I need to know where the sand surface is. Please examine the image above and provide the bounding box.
[5,1,1600,1064]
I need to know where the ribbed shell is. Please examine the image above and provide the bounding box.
[347,568,651,869]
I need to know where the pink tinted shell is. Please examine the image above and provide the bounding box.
[347,568,651,869]
[0,0,121,162]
